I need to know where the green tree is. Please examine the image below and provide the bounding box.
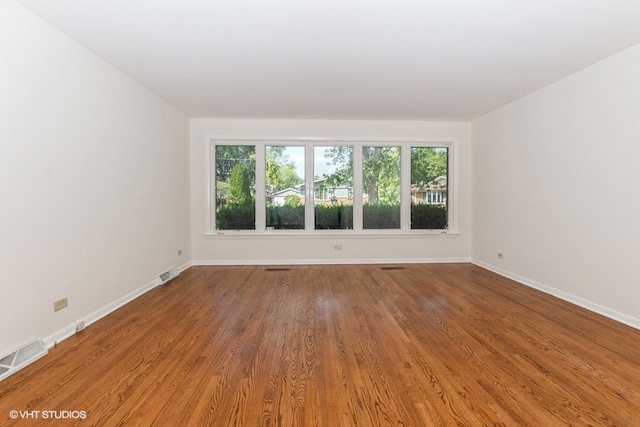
[324,146,447,204]
[279,163,303,190]
[362,147,400,205]
[265,158,282,190]
[410,147,447,186]
[216,145,255,183]
[322,147,353,190]
[266,147,303,192]
[227,163,252,206]
[324,146,400,205]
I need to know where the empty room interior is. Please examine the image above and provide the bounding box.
[2,0,640,425]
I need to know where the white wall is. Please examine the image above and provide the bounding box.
[471,43,640,327]
[0,0,191,354]
[191,119,470,264]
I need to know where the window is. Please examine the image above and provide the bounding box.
[214,145,255,230]
[362,146,401,229]
[410,147,448,230]
[210,140,452,233]
[265,146,305,229]
[314,146,353,230]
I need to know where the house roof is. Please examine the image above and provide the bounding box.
[297,179,351,191]
[433,176,446,185]
[273,188,300,197]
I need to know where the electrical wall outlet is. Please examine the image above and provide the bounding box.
[53,298,68,312]
[334,244,342,250]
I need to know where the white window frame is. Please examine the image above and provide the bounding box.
[206,138,457,236]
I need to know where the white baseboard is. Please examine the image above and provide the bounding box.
[42,258,464,349]
[471,258,640,331]
[177,260,192,273]
[42,260,193,349]
[192,257,471,266]
[43,277,160,349]
[45,258,638,352]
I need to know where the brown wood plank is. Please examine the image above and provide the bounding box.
[1,264,639,426]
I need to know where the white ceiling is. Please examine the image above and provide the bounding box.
[15,0,640,121]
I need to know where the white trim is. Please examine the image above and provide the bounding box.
[43,277,159,349]
[177,261,193,273]
[193,257,470,266]
[204,231,458,239]
[207,142,215,233]
[42,261,192,349]
[471,259,640,331]
[36,258,640,355]
[352,144,364,230]
[401,145,411,232]
[208,136,460,144]
[255,145,267,231]
[304,144,314,231]
[448,143,458,232]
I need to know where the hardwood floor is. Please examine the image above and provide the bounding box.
[1,264,640,426]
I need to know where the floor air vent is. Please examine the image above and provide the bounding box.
[0,339,47,382]
[159,268,179,285]
[381,266,406,270]
[265,267,290,271]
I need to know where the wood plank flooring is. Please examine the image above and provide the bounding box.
[1,264,640,426]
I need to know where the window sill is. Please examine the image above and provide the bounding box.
[204,230,459,239]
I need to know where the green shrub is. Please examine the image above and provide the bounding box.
[314,204,353,229]
[216,204,255,230]
[363,204,401,229]
[411,204,447,229]
[283,195,302,207]
[266,205,304,229]
[216,203,447,230]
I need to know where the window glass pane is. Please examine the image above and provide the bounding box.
[314,146,353,230]
[215,145,256,230]
[362,146,400,229]
[266,146,305,229]
[411,147,448,229]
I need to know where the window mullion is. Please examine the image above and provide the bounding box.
[352,143,363,231]
[208,142,215,233]
[304,143,314,231]
[401,146,411,231]
[255,143,266,231]
[447,142,455,231]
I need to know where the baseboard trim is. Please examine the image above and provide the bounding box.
[43,277,160,349]
[44,258,638,351]
[42,260,193,349]
[42,258,464,348]
[177,260,192,273]
[471,258,640,331]
[192,257,471,266]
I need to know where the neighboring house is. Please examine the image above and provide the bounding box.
[272,176,447,206]
[271,188,303,206]
[412,176,447,206]
[297,179,353,205]
[267,178,355,206]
